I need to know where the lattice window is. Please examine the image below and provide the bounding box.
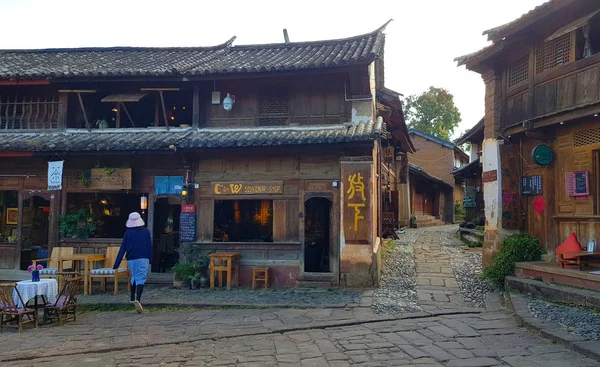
[574,127,600,147]
[258,85,289,126]
[535,33,573,74]
[507,55,529,88]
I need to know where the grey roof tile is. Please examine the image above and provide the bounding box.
[0,121,385,152]
[0,26,387,79]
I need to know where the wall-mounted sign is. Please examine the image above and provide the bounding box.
[180,204,196,242]
[532,145,554,166]
[482,170,498,183]
[212,182,283,195]
[522,175,543,195]
[69,168,132,190]
[565,171,589,197]
[48,160,64,190]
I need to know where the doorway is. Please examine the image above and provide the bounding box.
[304,197,331,273]
[20,194,51,270]
[152,197,181,273]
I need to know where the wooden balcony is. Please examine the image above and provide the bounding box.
[0,96,61,130]
[504,53,600,130]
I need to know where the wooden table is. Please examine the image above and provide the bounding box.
[58,254,105,295]
[558,251,600,270]
[209,252,240,290]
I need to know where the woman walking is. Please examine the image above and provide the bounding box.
[113,212,152,313]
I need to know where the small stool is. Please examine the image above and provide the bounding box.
[252,267,269,290]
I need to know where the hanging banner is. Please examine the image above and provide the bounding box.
[47,161,64,190]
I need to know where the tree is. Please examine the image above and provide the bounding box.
[404,86,461,141]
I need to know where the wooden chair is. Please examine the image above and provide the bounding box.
[43,277,79,326]
[33,247,75,280]
[88,247,130,295]
[0,284,38,333]
[252,267,269,290]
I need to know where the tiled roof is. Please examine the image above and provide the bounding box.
[0,121,385,152]
[454,118,484,145]
[482,0,560,41]
[0,23,390,80]
[408,163,452,188]
[408,128,469,159]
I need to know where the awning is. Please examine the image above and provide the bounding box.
[546,9,600,41]
[101,92,148,103]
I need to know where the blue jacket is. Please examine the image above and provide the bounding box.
[113,227,152,268]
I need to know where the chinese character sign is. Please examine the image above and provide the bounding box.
[48,161,64,190]
[341,162,371,244]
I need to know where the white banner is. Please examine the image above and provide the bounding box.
[48,161,64,190]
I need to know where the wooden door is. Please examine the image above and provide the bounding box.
[424,193,434,216]
[413,193,424,215]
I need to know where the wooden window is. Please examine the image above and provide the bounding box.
[574,127,600,147]
[535,33,574,74]
[258,85,289,126]
[507,55,529,88]
[214,200,273,242]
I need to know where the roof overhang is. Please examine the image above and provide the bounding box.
[377,87,415,153]
[455,118,484,145]
[409,163,453,189]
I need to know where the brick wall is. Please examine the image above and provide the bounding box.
[409,134,456,185]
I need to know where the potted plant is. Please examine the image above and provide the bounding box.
[189,247,213,288]
[172,262,195,288]
[95,119,109,129]
[409,215,417,228]
[55,209,96,239]
[189,272,202,289]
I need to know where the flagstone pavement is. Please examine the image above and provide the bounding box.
[1,226,598,367]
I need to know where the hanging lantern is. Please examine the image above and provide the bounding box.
[140,195,148,210]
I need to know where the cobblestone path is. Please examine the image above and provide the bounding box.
[415,229,467,311]
[1,226,598,366]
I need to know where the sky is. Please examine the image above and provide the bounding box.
[0,0,548,139]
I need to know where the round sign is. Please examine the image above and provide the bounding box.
[532,145,554,165]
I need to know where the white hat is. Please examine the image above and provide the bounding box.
[126,212,145,228]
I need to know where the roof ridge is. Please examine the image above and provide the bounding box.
[230,20,391,50]
[0,37,238,54]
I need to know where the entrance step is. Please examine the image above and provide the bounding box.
[514,261,600,292]
[506,276,600,309]
[295,280,338,288]
[147,272,174,285]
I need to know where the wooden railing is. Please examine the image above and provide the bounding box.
[0,96,61,130]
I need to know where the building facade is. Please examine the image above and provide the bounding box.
[457,0,600,265]
[0,24,413,287]
[407,129,468,223]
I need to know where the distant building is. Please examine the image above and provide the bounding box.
[407,129,469,224]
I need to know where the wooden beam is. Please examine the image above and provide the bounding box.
[159,90,169,130]
[0,80,49,86]
[120,102,136,127]
[192,86,200,128]
[77,92,90,130]
[140,88,180,91]
[154,96,159,127]
[115,103,121,128]
[57,90,96,93]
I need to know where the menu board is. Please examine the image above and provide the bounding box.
[180,205,196,242]
[574,171,589,195]
[522,176,543,195]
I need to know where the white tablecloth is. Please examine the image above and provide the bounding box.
[14,279,58,308]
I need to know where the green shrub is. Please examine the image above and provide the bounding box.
[482,235,546,287]
[172,263,196,281]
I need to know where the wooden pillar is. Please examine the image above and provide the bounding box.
[192,86,200,128]
[58,93,68,130]
[15,189,24,270]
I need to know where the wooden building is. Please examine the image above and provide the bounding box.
[452,118,484,221]
[457,0,600,266]
[0,23,414,287]
[407,129,469,224]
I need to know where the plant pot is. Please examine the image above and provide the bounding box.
[199,276,209,288]
[190,278,201,289]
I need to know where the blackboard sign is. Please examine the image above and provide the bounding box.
[574,171,589,195]
[522,176,543,195]
[180,211,196,243]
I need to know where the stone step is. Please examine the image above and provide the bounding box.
[506,276,600,309]
[295,280,336,288]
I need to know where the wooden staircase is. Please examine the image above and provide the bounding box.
[415,215,445,228]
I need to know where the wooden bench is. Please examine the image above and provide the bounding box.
[557,251,600,270]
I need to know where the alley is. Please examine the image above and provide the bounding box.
[1,226,598,366]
